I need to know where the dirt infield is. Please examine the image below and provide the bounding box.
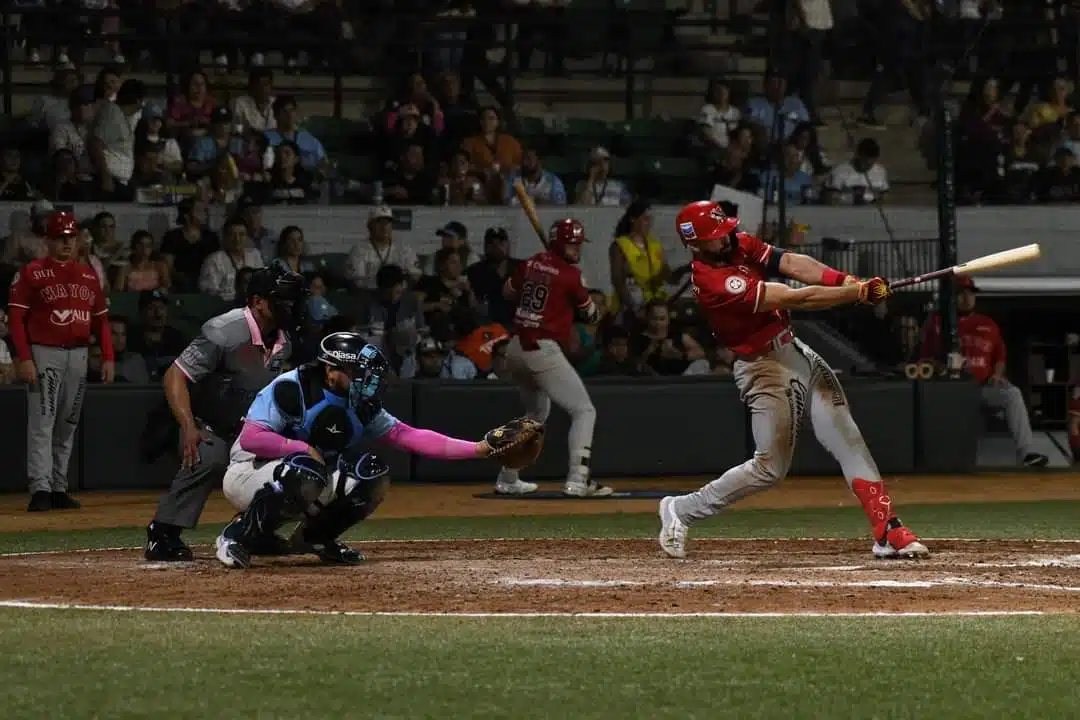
[2,472,1078,533]
[3,539,1080,614]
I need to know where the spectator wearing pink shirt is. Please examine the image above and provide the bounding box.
[166,69,217,148]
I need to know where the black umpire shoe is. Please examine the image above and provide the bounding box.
[51,492,81,509]
[27,491,51,512]
[1023,453,1049,468]
[144,522,194,562]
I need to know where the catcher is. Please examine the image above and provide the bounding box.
[213,331,542,569]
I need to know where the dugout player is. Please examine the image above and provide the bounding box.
[214,332,499,568]
[497,218,613,497]
[8,211,114,512]
[143,265,306,561]
[657,201,928,560]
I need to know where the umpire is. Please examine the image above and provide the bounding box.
[144,265,306,561]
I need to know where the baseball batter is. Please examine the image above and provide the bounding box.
[7,211,114,512]
[213,333,504,568]
[658,200,929,560]
[144,266,306,561]
[498,218,612,497]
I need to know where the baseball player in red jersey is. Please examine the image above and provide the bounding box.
[7,211,114,512]
[921,276,1047,467]
[496,218,613,497]
[657,200,928,559]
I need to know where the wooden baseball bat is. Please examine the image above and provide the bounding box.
[512,179,549,250]
[888,243,1041,290]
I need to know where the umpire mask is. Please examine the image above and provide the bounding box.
[248,266,307,334]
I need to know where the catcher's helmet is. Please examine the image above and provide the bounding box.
[675,200,740,249]
[318,333,390,405]
[548,218,587,261]
[247,265,307,332]
[46,211,79,239]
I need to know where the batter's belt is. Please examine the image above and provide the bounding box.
[733,327,796,361]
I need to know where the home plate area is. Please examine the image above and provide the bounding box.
[2,539,1080,614]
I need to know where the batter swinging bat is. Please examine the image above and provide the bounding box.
[512,179,550,250]
[888,243,1041,290]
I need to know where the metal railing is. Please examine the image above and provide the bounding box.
[3,4,1073,121]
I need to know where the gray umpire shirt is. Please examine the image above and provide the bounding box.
[173,308,292,439]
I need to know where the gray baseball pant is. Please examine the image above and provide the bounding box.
[981,382,1036,459]
[27,345,87,494]
[151,429,231,529]
[498,336,596,483]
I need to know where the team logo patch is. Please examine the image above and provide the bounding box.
[678,222,697,241]
[724,276,747,294]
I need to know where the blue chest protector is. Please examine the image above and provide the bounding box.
[251,365,397,463]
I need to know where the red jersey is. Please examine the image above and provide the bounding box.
[691,233,790,354]
[506,251,590,346]
[8,256,109,359]
[920,312,1004,383]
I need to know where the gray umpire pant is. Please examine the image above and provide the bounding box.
[27,345,87,495]
[981,381,1036,459]
[152,426,231,529]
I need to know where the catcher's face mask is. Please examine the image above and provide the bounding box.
[348,345,390,409]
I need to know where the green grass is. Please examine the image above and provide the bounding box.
[2,499,1079,554]
[3,500,1079,718]
[2,611,1079,719]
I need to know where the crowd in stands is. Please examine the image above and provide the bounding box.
[0,1,1069,465]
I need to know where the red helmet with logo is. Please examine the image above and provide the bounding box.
[548,218,587,258]
[675,200,739,249]
[46,211,79,239]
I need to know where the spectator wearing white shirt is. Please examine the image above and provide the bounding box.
[574,147,631,207]
[89,78,144,201]
[696,77,742,155]
[28,69,81,132]
[232,68,277,133]
[344,205,420,290]
[49,85,97,183]
[789,0,833,126]
[198,216,266,301]
[823,138,890,205]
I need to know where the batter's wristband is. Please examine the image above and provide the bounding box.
[821,268,848,287]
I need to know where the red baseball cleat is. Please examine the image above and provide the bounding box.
[873,526,930,559]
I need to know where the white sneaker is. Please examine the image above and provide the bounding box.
[658,496,688,558]
[494,478,538,495]
[214,535,250,569]
[562,479,614,497]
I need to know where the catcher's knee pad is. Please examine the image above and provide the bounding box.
[272,452,332,517]
[303,452,390,543]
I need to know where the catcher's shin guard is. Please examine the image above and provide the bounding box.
[231,453,331,546]
[298,453,390,559]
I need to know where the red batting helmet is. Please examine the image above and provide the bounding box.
[548,218,587,257]
[46,211,79,239]
[675,200,739,248]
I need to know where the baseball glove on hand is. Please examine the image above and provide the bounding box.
[483,417,545,469]
[856,277,891,305]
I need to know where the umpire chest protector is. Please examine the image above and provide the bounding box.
[273,364,369,459]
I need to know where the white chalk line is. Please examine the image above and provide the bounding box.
[497,577,1080,592]
[0,600,1050,618]
[2,537,1078,559]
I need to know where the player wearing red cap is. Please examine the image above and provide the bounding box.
[657,200,928,560]
[8,211,114,512]
[497,218,613,497]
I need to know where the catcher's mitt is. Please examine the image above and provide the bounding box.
[484,417,545,469]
